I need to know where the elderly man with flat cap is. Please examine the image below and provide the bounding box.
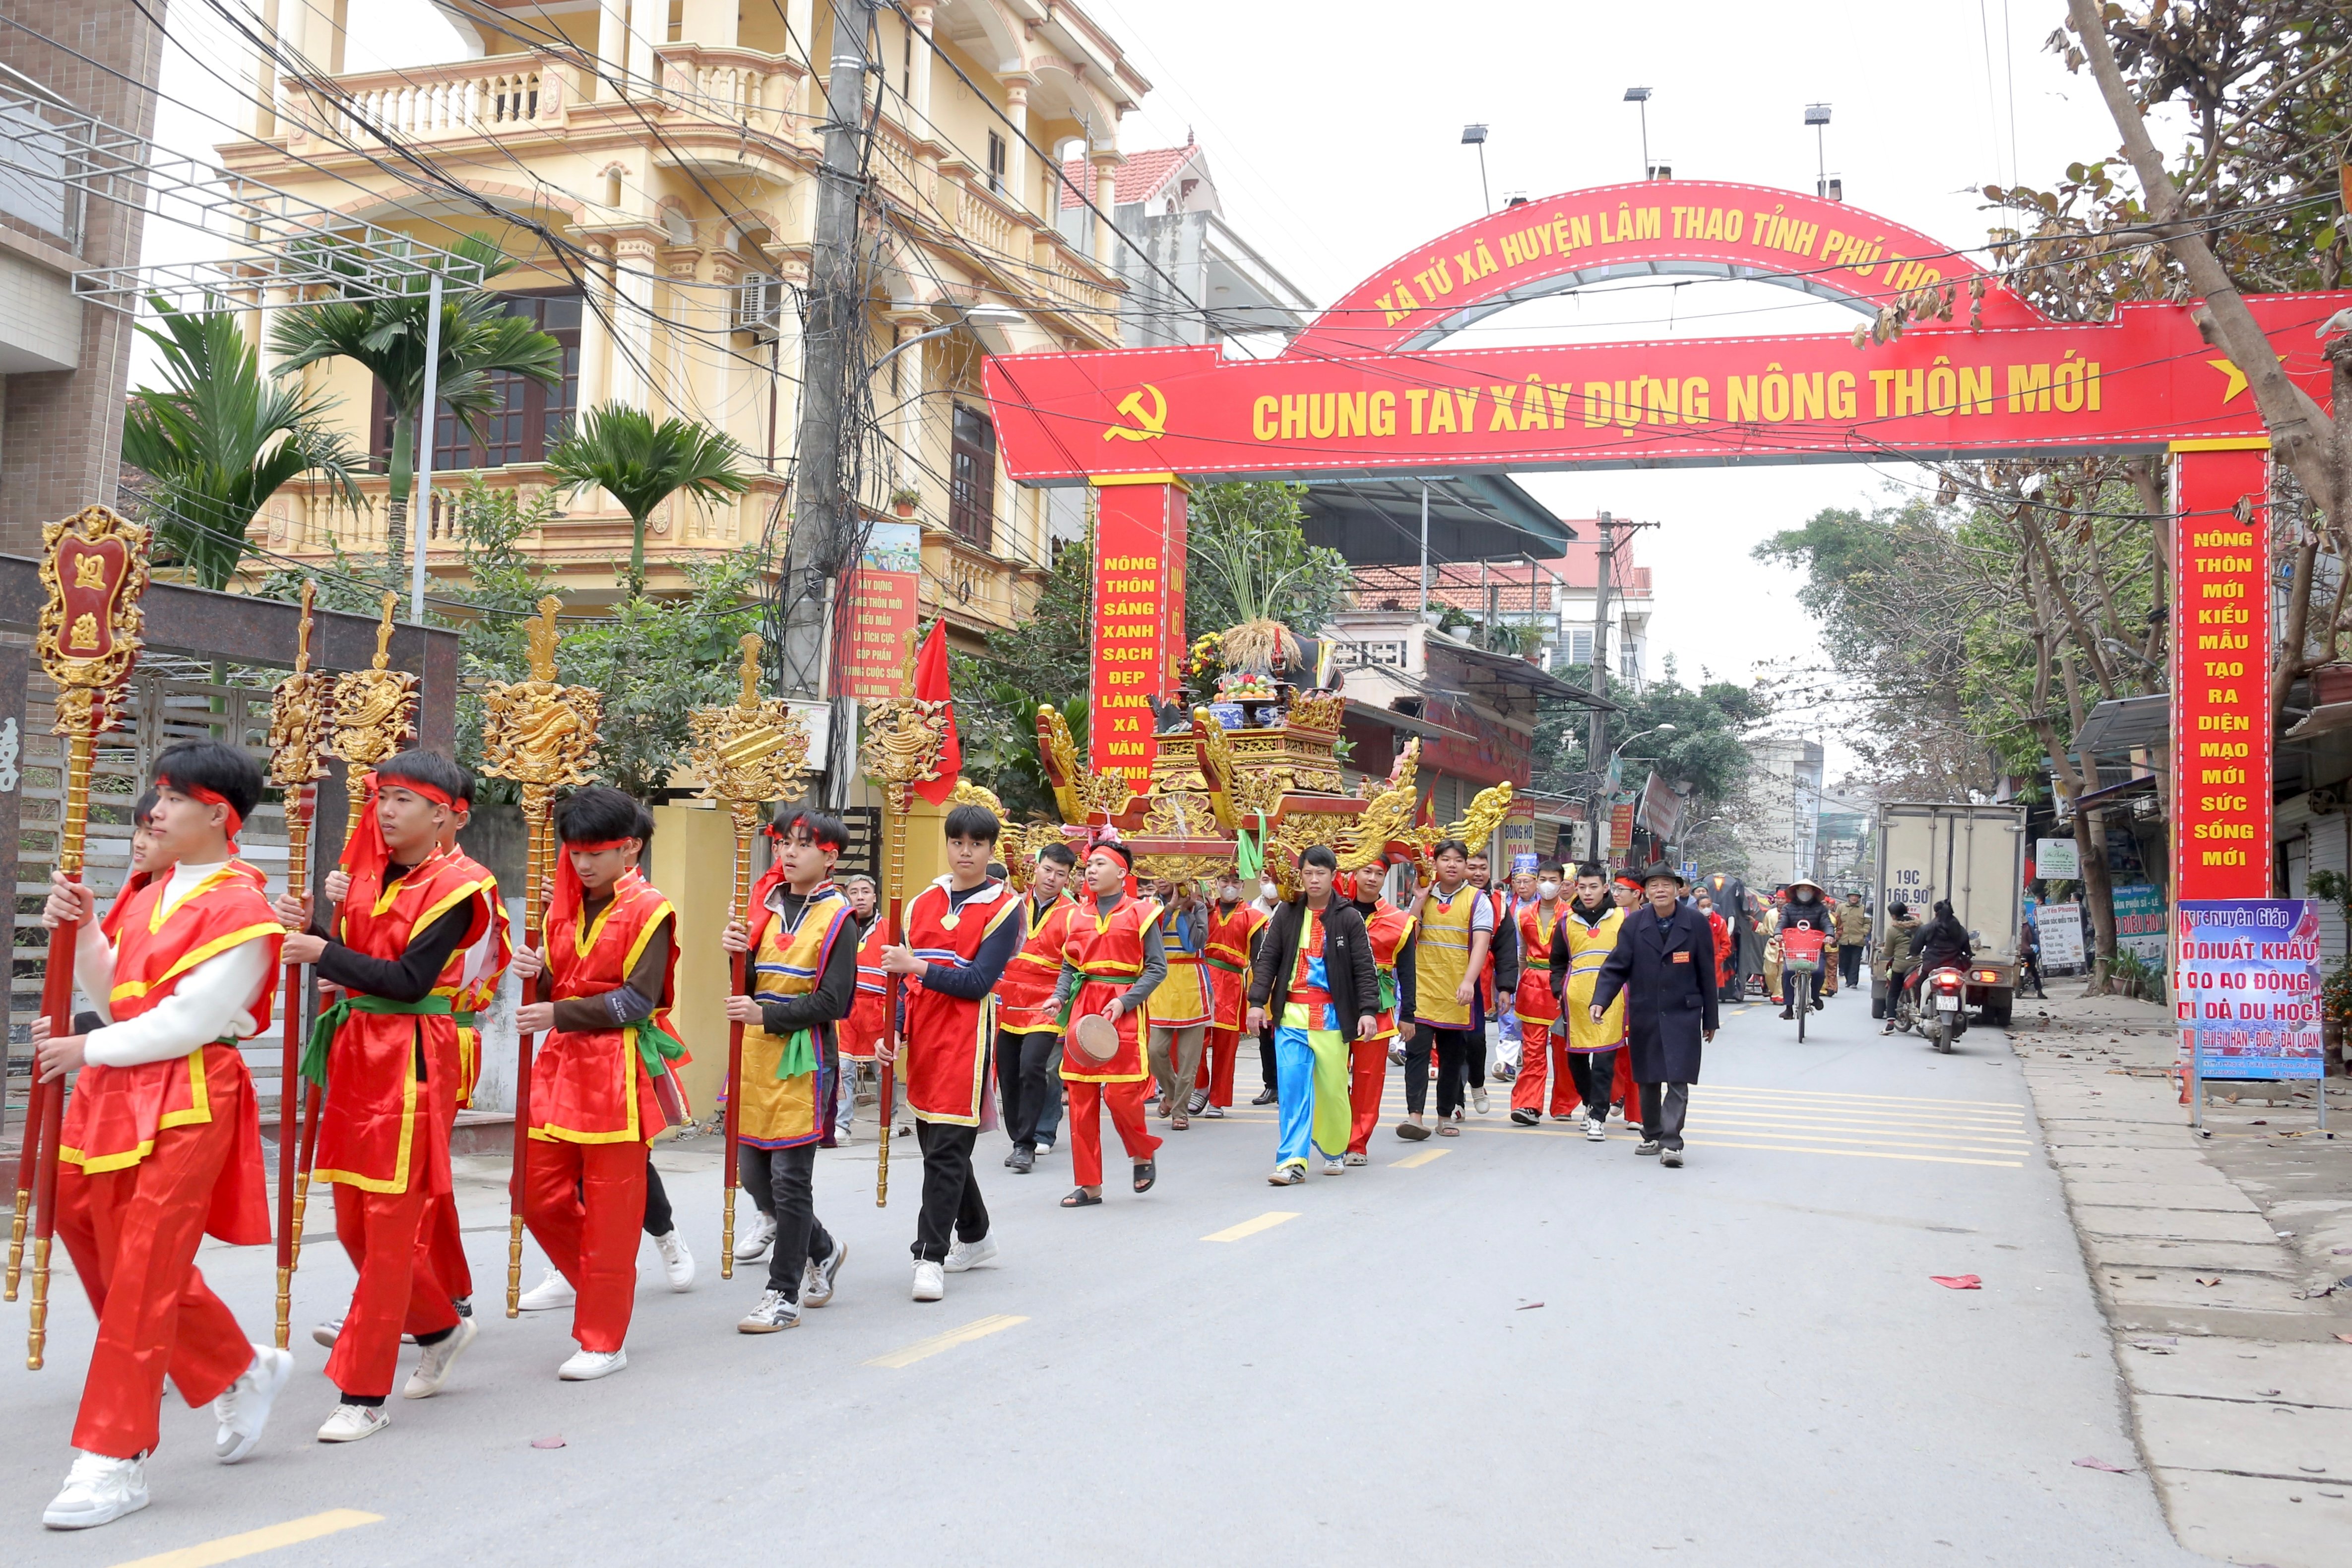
[1587,863,1719,1168]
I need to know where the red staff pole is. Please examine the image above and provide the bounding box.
[272,782,316,1349]
[508,802,550,1317]
[21,720,96,1365]
[720,820,753,1277]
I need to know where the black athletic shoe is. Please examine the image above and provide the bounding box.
[1251,1087,1276,1106]
[1779,1007,1794,1020]
[1509,1108,1539,1126]
[1009,1146,1035,1174]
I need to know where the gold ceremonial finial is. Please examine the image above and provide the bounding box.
[371,590,396,670]
[268,582,333,792]
[737,632,763,709]
[899,626,921,692]
[525,596,561,682]
[294,578,317,675]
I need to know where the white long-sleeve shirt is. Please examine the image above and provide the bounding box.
[74,860,272,1070]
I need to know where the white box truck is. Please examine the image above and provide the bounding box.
[1875,802,2027,1025]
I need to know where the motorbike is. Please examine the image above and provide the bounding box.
[1920,962,1971,1053]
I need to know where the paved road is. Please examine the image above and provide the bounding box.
[2,990,2207,1567]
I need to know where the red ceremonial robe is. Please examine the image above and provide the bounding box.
[996,892,1078,1037]
[902,878,1023,1124]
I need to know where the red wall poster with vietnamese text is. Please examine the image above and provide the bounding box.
[841,521,921,702]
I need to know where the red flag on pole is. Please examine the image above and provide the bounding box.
[911,618,960,804]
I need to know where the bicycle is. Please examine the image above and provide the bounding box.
[1780,928,1828,1043]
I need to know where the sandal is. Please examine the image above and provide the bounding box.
[1132,1159,1156,1193]
[1060,1188,1102,1208]
[1437,1124,1461,1137]
[1397,1121,1431,1141]
[1171,1114,1189,1130]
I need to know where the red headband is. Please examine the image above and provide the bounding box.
[339,773,459,890]
[551,836,634,931]
[155,774,244,850]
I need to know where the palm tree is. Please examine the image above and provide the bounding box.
[543,403,754,596]
[121,300,365,589]
[268,232,564,559]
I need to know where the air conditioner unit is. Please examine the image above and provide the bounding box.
[735,273,782,337]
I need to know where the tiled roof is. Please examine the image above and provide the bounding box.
[1059,143,1203,209]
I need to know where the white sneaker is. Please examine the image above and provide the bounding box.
[42,1451,147,1529]
[943,1235,998,1273]
[310,1316,343,1349]
[911,1260,945,1302]
[1585,1117,1607,1143]
[734,1211,777,1263]
[652,1229,696,1292]
[737,1289,801,1333]
[1321,1155,1345,1175]
[317,1403,391,1443]
[213,1343,293,1462]
[803,1238,848,1307]
[1472,1086,1491,1114]
[517,1266,576,1312]
[558,1347,628,1381]
[401,1316,478,1400]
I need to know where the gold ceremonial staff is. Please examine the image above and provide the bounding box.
[480,598,601,1316]
[11,505,147,1371]
[265,581,331,1351]
[289,593,418,1284]
[686,634,813,1277]
[856,633,950,1208]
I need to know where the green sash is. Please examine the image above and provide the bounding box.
[634,1019,692,1078]
[302,994,452,1088]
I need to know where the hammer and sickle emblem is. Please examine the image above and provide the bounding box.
[1102,383,1168,441]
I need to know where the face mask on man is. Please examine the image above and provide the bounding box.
[1260,881,1279,903]
[1536,879,1560,900]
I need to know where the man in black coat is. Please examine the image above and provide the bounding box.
[1247,845,1381,1183]
[1588,863,1720,1169]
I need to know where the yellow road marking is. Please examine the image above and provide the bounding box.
[106,1510,382,1568]
[865,1314,1028,1369]
[1393,1147,1450,1168]
[1203,1210,1299,1243]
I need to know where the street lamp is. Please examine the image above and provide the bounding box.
[1624,87,1655,180]
[1589,721,1675,866]
[1804,102,1838,200]
[1461,123,1491,215]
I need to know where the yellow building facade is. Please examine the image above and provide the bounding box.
[224,0,1144,633]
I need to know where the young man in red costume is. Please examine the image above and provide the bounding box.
[277,750,492,1442]
[883,802,1025,1300]
[509,787,686,1380]
[34,742,291,1529]
[1050,841,1165,1208]
[1342,860,1415,1163]
[1197,872,1266,1119]
[995,839,1078,1174]
[1508,863,1576,1126]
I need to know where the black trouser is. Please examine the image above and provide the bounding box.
[913,1119,988,1263]
[1259,1021,1278,1090]
[1839,943,1863,986]
[1430,1027,1478,1117]
[738,1143,833,1299]
[1638,1082,1690,1148]
[998,1028,1062,1151]
[642,1156,673,1237]
[1401,1026,1431,1115]
[1567,1048,1618,1121]
[2022,957,2045,997]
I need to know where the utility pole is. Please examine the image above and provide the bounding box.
[1587,511,1614,864]
[777,0,876,699]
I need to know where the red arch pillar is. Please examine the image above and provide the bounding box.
[2169,438,2272,901]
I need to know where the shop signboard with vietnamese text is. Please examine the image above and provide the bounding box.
[2176,899,2324,1079]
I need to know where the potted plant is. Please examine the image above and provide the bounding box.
[890,484,921,518]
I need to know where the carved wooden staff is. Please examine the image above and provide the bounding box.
[686,634,812,1277]
[480,598,600,1316]
[857,636,949,1208]
[8,506,147,1372]
[293,593,417,1283]
[265,580,331,1350]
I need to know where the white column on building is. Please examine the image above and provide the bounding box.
[596,0,628,99]
[906,3,936,141]
[1090,145,1121,265]
[273,0,311,132]
[707,249,742,465]
[322,0,349,73]
[1003,76,1032,215]
[679,0,736,48]
[625,0,660,97]
[576,240,614,411]
[887,308,932,499]
[789,0,816,122]
[610,236,658,410]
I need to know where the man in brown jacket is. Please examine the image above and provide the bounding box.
[1835,893,1872,990]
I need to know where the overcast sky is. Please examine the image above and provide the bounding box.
[144,1,2128,775]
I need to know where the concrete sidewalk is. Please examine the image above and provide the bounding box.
[2007,988,2352,1568]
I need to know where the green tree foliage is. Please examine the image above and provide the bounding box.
[268,234,564,559]
[1183,481,1354,642]
[543,403,754,597]
[121,302,363,589]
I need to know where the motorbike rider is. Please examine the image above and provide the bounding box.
[1906,899,1974,1007]
[1877,901,1920,1034]
[1775,877,1838,1019]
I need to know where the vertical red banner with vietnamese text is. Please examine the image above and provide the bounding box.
[1090,481,1187,788]
[841,520,922,702]
[2170,441,2272,901]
